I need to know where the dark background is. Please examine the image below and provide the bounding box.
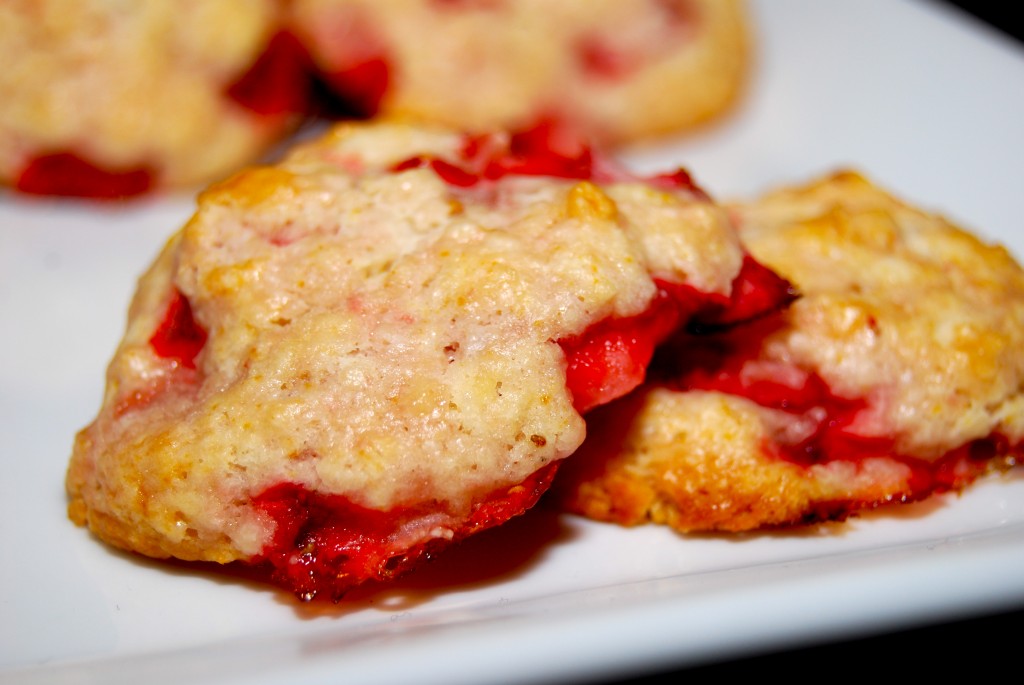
[593,2,1024,681]
[939,2,1024,43]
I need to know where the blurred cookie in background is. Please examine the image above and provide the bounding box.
[0,0,307,198]
[290,0,750,145]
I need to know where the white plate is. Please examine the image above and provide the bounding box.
[3,1,1023,683]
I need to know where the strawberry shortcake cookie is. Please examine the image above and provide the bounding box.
[0,0,307,198]
[66,120,791,599]
[553,171,1024,531]
[289,0,750,144]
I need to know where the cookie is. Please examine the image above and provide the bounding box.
[66,120,790,599]
[289,0,750,144]
[0,0,307,197]
[553,171,1024,531]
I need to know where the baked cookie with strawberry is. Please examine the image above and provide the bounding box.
[0,0,307,198]
[290,0,749,144]
[553,171,1024,532]
[66,120,790,599]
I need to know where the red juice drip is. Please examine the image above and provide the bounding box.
[903,434,1019,495]
[252,463,557,601]
[253,483,422,601]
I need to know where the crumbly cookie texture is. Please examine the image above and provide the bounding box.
[0,0,300,194]
[66,121,753,597]
[290,0,750,144]
[553,171,1024,532]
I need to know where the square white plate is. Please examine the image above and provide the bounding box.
[3,1,1023,683]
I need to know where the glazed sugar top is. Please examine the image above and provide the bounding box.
[69,121,743,560]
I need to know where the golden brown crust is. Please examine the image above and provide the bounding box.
[555,389,918,532]
[553,171,1024,532]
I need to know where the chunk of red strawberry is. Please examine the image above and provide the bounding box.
[16,152,152,199]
